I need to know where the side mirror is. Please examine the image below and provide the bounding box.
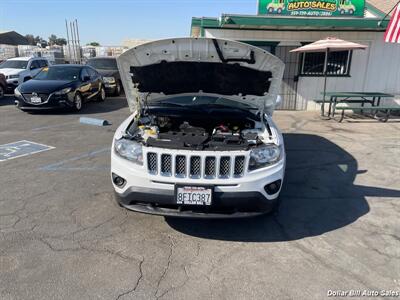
[275,95,282,108]
[83,75,91,82]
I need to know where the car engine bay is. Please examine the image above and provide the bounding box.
[126,106,273,151]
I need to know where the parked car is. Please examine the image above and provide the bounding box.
[86,57,122,96]
[111,37,285,218]
[0,57,49,93]
[14,64,106,111]
[0,73,6,99]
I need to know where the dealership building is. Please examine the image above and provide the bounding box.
[191,0,400,110]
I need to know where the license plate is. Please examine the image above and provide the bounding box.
[175,186,212,206]
[30,96,42,103]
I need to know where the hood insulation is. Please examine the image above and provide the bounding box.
[130,61,272,96]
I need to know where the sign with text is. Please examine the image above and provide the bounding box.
[258,0,365,17]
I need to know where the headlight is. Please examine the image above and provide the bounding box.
[114,138,143,165]
[249,144,281,171]
[54,87,72,95]
[8,75,19,79]
[103,77,115,83]
[14,87,22,97]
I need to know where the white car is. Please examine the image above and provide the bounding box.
[111,37,285,218]
[0,57,49,92]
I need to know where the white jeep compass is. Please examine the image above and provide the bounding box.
[111,37,285,218]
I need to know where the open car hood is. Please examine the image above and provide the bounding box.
[117,38,284,115]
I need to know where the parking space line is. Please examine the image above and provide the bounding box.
[0,140,55,162]
[39,147,110,171]
[31,122,76,131]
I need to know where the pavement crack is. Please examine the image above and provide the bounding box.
[154,235,174,299]
[115,257,144,300]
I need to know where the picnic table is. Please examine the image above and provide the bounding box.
[320,92,395,120]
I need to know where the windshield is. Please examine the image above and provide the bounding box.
[0,60,28,69]
[34,66,81,81]
[149,95,257,110]
[87,58,117,70]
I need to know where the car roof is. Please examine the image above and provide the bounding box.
[8,57,47,61]
[8,57,31,61]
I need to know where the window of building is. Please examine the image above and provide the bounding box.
[299,50,352,76]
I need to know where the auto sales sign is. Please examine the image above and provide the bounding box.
[258,0,365,17]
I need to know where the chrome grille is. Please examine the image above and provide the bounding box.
[147,152,157,174]
[190,156,201,178]
[161,154,172,175]
[146,152,246,179]
[175,155,186,177]
[23,93,49,103]
[234,156,245,176]
[205,157,216,178]
[219,156,231,177]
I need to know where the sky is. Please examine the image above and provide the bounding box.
[0,0,256,46]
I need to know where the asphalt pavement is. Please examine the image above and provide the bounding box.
[0,94,399,300]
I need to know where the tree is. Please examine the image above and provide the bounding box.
[48,34,57,46]
[48,35,67,46]
[87,42,100,46]
[25,34,36,45]
[36,36,47,48]
[55,38,67,46]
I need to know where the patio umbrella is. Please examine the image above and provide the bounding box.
[290,37,368,117]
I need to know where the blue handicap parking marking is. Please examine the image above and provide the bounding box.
[0,140,55,162]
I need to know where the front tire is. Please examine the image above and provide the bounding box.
[114,81,121,96]
[74,93,83,111]
[98,86,106,101]
[0,85,4,99]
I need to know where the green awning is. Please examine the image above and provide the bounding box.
[191,3,390,36]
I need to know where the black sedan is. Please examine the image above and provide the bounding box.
[14,64,106,111]
[86,57,122,96]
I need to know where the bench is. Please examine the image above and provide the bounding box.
[334,105,400,122]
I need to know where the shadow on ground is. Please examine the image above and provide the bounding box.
[166,133,400,242]
[0,95,16,106]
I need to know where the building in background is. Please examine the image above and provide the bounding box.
[0,31,28,61]
[191,0,399,110]
[0,31,29,46]
[122,39,152,49]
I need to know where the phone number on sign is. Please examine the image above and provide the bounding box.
[290,11,332,16]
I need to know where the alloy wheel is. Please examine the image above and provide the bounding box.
[75,94,82,111]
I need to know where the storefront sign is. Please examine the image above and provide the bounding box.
[258,0,365,17]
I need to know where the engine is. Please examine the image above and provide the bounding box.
[129,111,269,151]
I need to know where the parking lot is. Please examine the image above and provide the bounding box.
[0,94,399,300]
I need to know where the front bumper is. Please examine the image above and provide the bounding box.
[115,189,279,218]
[111,150,285,218]
[6,79,19,93]
[15,93,75,111]
[104,83,117,94]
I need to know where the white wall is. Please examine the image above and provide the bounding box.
[205,29,400,110]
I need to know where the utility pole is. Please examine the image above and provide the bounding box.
[71,21,78,63]
[75,19,81,63]
[65,19,72,64]
[65,18,82,64]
